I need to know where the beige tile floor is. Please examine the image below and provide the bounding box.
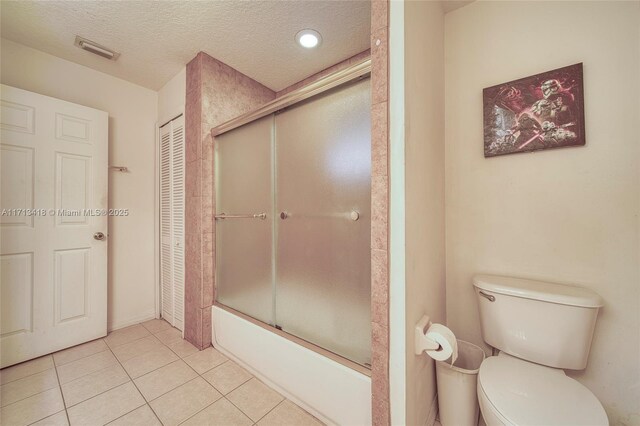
[0,319,324,426]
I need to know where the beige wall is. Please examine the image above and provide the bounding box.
[444,2,640,424]
[404,2,446,425]
[1,38,160,331]
[158,67,186,125]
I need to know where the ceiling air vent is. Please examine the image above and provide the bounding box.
[74,36,120,60]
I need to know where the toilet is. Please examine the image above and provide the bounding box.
[473,274,609,426]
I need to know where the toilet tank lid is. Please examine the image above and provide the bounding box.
[473,274,604,308]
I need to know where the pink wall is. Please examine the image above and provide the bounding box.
[184,52,275,349]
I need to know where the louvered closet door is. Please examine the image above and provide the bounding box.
[159,115,185,331]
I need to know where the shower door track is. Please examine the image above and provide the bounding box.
[210,57,371,137]
[214,302,372,376]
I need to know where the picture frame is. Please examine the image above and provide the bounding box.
[483,63,586,157]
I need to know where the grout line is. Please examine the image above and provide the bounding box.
[0,355,55,386]
[255,398,287,423]
[137,361,200,403]
[52,357,72,426]
[51,337,108,368]
[26,409,67,426]
[175,394,223,425]
[12,321,322,426]
[106,340,164,425]
[61,367,129,409]
[0,369,59,408]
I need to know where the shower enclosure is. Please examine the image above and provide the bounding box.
[214,77,372,366]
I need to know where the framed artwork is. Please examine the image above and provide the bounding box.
[483,63,585,157]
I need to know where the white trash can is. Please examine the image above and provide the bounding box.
[435,340,486,426]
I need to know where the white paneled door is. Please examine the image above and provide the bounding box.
[159,115,184,331]
[0,85,108,368]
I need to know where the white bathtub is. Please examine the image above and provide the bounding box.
[212,305,372,425]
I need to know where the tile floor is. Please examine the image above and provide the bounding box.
[0,319,324,426]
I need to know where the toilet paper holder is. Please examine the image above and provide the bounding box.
[415,315,442,355]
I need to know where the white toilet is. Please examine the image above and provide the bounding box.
[473,274,609,426]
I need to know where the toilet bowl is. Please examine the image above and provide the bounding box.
[477,354,608,426]
[473,274,608,426]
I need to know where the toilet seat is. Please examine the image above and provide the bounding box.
[477,355,608,426]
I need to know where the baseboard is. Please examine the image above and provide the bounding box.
[108,309,157,332]
[426,392,439,426]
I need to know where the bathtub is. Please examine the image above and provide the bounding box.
[212,305,372,425]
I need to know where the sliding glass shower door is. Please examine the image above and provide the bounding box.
[215,116,274,325]
[215,78,371,366]
[275,79,372,364]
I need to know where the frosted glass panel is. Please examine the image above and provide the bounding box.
[275,78,372,365]
[215,116,274,325]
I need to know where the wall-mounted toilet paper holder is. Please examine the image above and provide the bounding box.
[415,315,442,355]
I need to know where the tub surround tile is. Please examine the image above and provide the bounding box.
[227,378,285,422]
[370,2,390,425]
[186,195,202,233]
[108,404,161,426]
[201,308,213,349]
[184,51,276,351]
[371,217,388,251]
[372,249,390,326]
[372,322,390,425]
[371,27,389,106]
[185,160,202,198]
[60,363,129,407]
[257,400,324,426]
[149,377,221,426]
[201,156,214,200]
[372,396,391,426]
[201,196,214,234]
[0,387,64,426]
[181,397,252,426]
[371,101,389,178]
[184,303,204,350]
[202,232,215,307]
[371,0,388,33]
[52,339,108,367]
[0,355,54,385]
[185,230,202,285]
[372,176,389,225]
[67,382,145,426]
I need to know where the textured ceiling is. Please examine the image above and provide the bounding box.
[1,1,371,91]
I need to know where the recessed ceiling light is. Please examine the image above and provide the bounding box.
[295,29,322,49]
[74,35,120,60]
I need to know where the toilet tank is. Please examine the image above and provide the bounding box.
[473,274,603,370]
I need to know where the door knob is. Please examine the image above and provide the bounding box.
[93,232,106,241]
[280,212,288,220]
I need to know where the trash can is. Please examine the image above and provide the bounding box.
[435,340,486,426]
